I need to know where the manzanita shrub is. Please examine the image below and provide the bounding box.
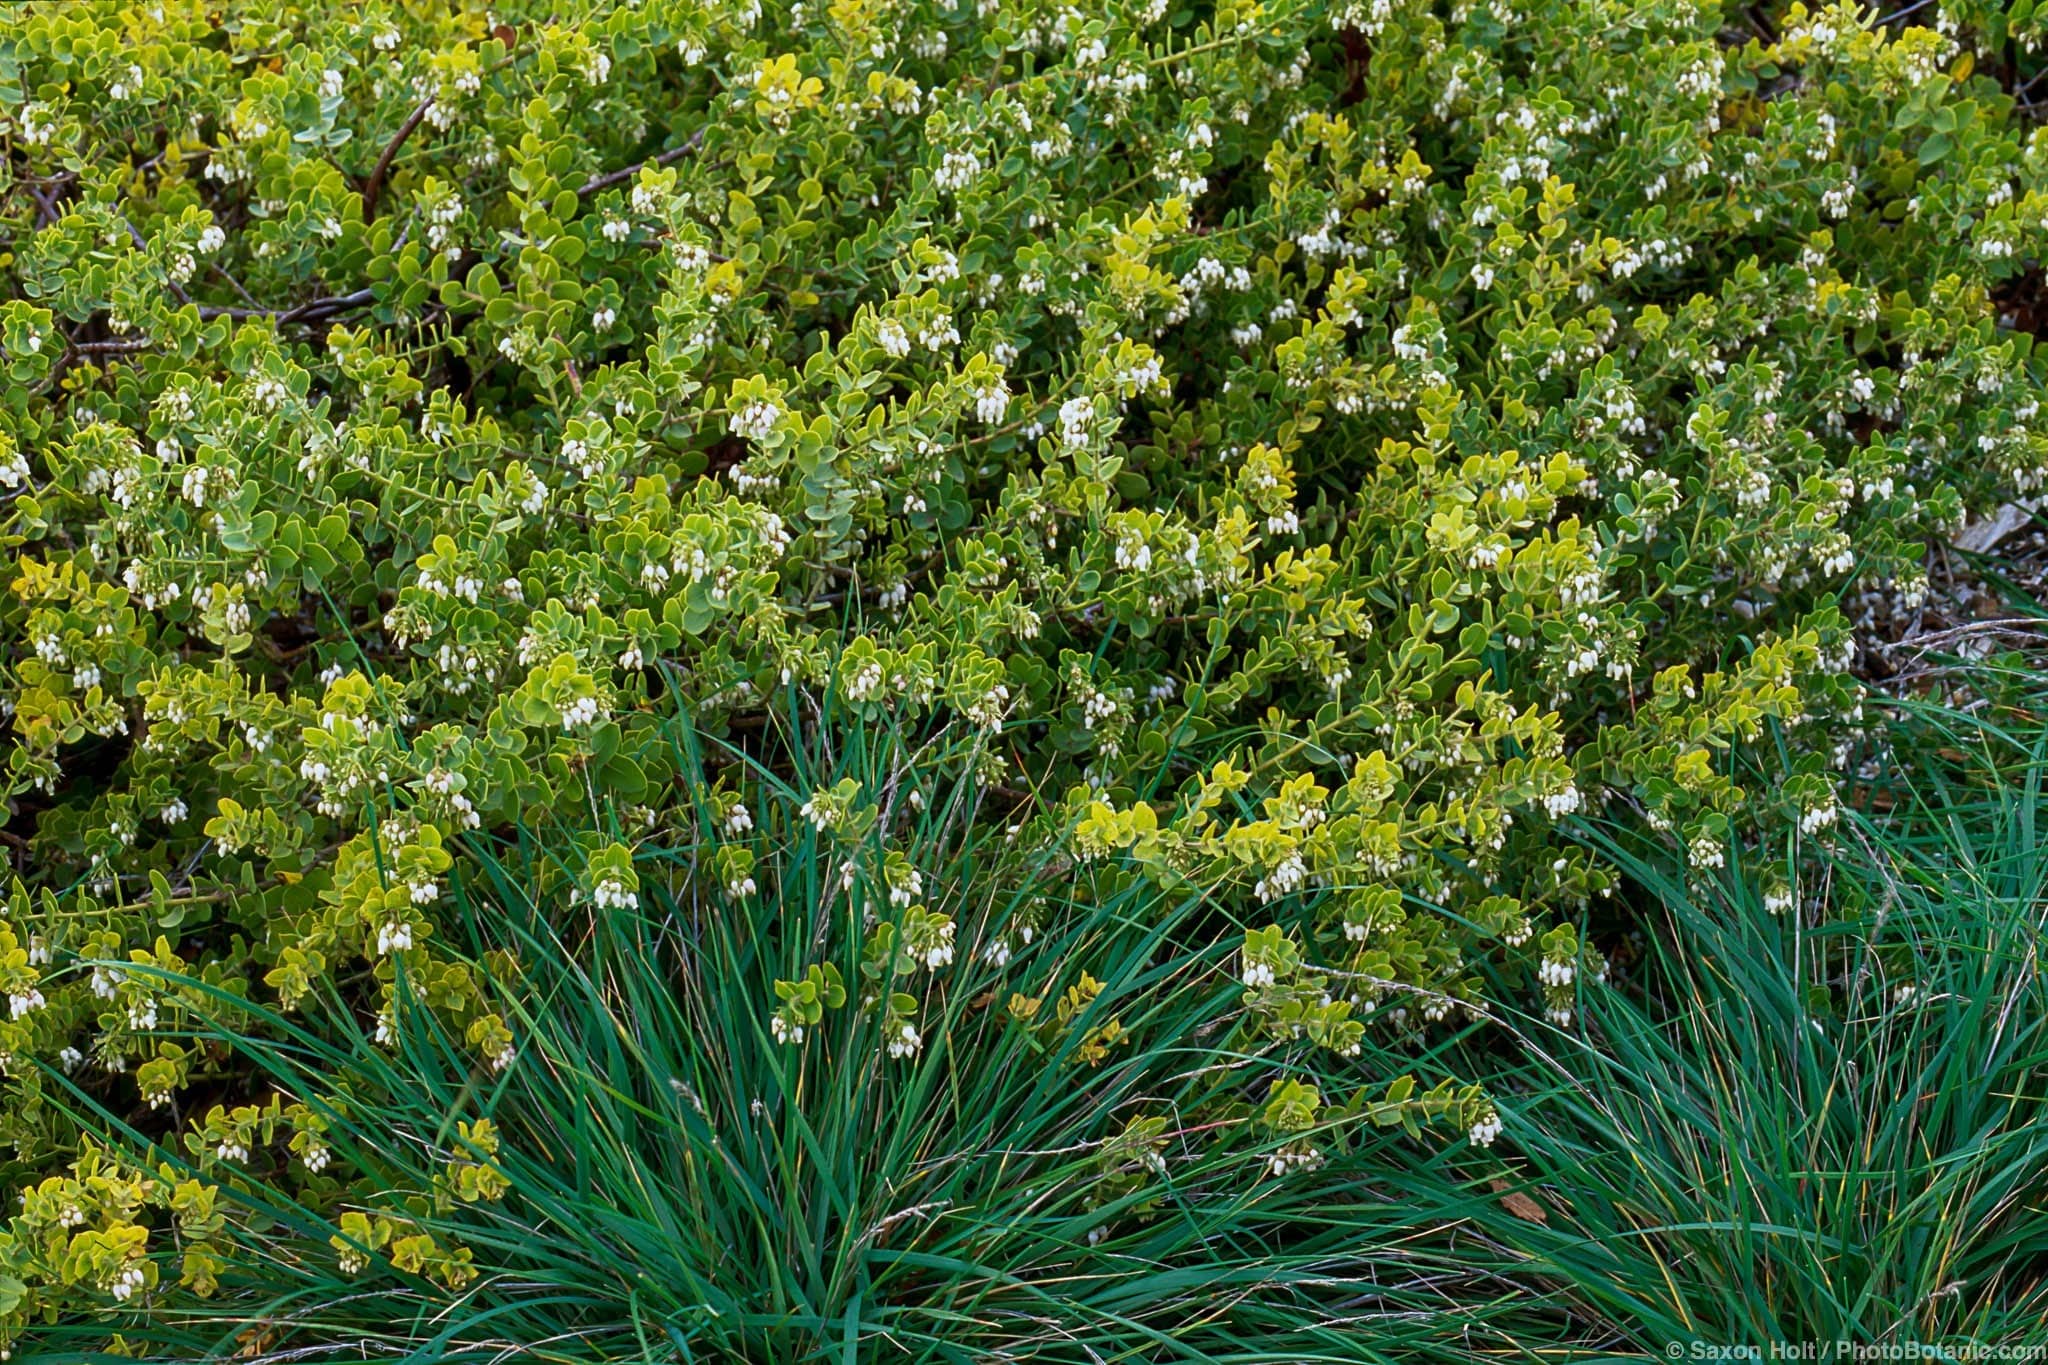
[0,0,2044,1346]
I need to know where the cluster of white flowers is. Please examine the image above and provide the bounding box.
[1798,796,1838,835]
[966,682,1010,732]
[1077,684,1118,730]
[17,101,56,147]
[1187,254,1250,294]
[731,399,781,443]
[974,380,1009,423]
[1265,1143,1324,1178]
[886,865,925,908]
[933,147,983,192]
[591,876,639,911]
[1254,851,1307,903]
[887,1022,923,1059]
[1058,395,1096,449]
[801,791,841,831]
[108,63,146,101]
[1815,532,1856,578]
[423,189,465,252]
[843,654,885,701]
[107,1261,148,1302]
[1113,523,1152,571]
[672,239,719,277]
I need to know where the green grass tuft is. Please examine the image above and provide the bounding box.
[1455,697,2048,1355]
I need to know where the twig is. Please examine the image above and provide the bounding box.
[576,127,705,196]
[123,217,194,307]
[26,170,77,228]
[208,261,262,308]
[361,98,436,221]
[198,287,377,325]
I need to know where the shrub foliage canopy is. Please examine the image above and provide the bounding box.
[0,0,2044,1347]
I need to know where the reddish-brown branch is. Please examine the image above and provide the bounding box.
[577,127,705,197]
[197,287,376,326]
[361,98,436,221]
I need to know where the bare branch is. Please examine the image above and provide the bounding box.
[361,98,436,221]
[198,287,377,326]
[208,260,262,308]
[124,217,193,306]
[577,127,705,197]
[72,338,158,355]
